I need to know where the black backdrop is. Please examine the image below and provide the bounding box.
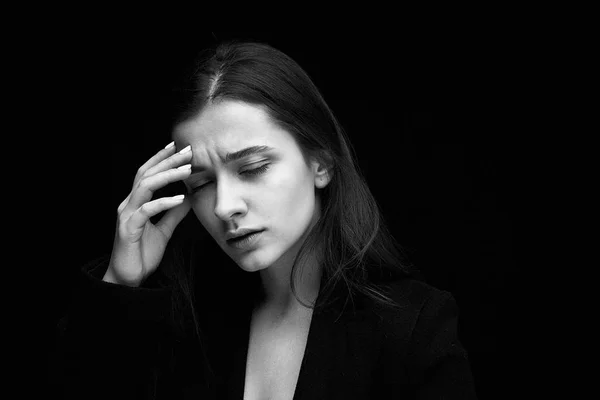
[40,31,517,399]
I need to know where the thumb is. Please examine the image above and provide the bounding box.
[156,196,192,239]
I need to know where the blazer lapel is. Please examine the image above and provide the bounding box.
[292,302,344,400]
[225,274,371,400]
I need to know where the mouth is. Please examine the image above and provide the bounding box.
[226,229,265,249]
[227,229,263,242]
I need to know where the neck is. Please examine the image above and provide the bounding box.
[257,248,323,320]
[257,198,324,320]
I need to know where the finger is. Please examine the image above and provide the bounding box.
[124,165,192,216]
[126,194,188,239]
[117,192,132,215]
[133,142,179,187]
[142,146,193,181]
[120,145,189,215]
[155,196,192,239]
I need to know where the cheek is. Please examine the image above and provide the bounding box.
[266,166,314,211]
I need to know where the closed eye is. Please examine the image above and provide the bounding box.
[189,163,271,193]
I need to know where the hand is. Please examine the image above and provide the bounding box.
[103,143,193,287]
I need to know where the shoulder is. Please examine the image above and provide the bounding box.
[366,280,476,396]
[367,278,459,347]
[343,277,478,396]
[374,278,456,317]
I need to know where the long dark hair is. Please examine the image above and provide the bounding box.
[156,39,423,388]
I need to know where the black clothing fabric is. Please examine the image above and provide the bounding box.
[50,255,477,399]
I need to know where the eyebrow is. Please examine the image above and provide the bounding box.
[190,145,275,175]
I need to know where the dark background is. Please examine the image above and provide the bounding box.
[40,31,518,398]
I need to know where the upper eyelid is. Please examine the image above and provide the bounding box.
[187,161,269,182]
[192,159,268,173]
[188,163,270,193]
[241,161,269,170]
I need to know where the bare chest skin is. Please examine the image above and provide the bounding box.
[243,306,314,400]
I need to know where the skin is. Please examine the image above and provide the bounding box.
[172,100,332,320]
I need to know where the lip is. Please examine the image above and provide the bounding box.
[226,230,264,250]
[225,228,263,241]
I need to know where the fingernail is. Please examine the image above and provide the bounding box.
[178,145,191,154]
[177,164,192,171]
[164,141,175,149]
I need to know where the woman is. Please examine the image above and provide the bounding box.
[52,39,477,399]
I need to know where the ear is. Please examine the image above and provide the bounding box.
[310,153,334,189]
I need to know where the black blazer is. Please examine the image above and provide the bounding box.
[50,255,477,399]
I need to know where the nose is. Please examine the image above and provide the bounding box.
[213,177,247,221]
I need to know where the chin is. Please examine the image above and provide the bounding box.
[232,256,270,273]
[230,245,283,273]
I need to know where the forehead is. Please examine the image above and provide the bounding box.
[172,100,287,149]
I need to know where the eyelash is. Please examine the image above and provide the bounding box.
[190,164,271,193]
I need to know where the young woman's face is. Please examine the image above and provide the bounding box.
[172,100,328,272]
